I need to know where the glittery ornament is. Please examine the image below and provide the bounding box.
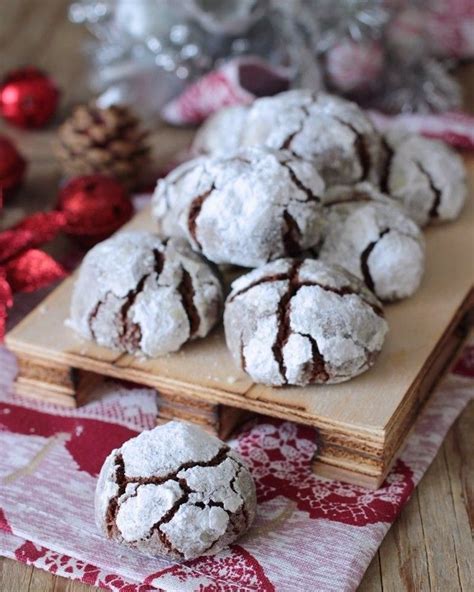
[371,59,462,114]
[57,174,133,246]
[69,0,468,119]
[326,39,384,94]
[0,135,27,199]
[308,0,392,52]
[0,212,68,340]
[0,67,60,128]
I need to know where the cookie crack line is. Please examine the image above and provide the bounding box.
[415,160,442,219]
[331,115,371,182]
[279,125,303,151]
[229,269,383,316]
[272,260,303,385]
[240,338,247,373]
[296,332,329,383]
[282,210,302,256]
[88,248,166,350]
[106,448,247,559]
[187,184,215,249]
[116,446,231,489]
[380,138,394,194]
[360,229,390,294]
[147,477,191,558]
[105,446,231,540]
[228,272,291,303]
[177,266,201,337]
[281,160,320,203]
[120,247,166,350]
[87,298,106,341]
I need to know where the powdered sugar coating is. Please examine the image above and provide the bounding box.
[383,131,467,227]
[152,146,326,267]
[240,90,384,187]
[69,231,223,357]
[224,258,388,386]
[319,183,425,301]
[95,421,256,560]
[192,105,249,156]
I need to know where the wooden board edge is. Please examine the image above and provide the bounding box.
[312,324,474,489]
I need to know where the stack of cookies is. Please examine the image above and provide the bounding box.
[70,90,467,388]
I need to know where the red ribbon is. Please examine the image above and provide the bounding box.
[0,211,68,340]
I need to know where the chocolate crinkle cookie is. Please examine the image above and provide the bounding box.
[381,130,467,227]
[224,258,388,386]
[192,105,249,156]
[239,90,384,188]
[152,146,326,267]
[319,183,425,301]
[95,421,256,560]
[69,231,223,357]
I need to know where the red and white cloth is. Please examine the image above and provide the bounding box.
[0,335,473,591]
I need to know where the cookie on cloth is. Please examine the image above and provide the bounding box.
[95,421,256,560]
[224,258,388,386]
[152,146,326,267]
[239,90,384,187]
[192,104,249,156]
[319,183,425,301]
[381,131,467,227]
[69,231,223,357]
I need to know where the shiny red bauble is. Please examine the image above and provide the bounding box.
[57,175,133,246]
[0,67,60,128]
[0,135,27,202]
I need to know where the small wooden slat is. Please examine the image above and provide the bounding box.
[378,490,431,591]
[28,564,56,592]
[415,418,474,591]
[359,404,474,592]
[0,558,32,591]
[358,552,383,592]
[446,400,474,532]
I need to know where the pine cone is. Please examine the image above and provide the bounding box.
[55,103,150,190]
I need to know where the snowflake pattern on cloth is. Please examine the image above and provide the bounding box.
[0,342,473,591]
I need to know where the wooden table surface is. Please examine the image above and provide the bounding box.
[0,2,473,590]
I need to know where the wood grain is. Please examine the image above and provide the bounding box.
[1,1,473,590]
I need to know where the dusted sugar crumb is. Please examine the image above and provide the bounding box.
[224,258,388,387]
[382,131,467,227]
[95,421,256,560]
[319,183,425,301]
[152,146,326,267]
[69,231,223,357]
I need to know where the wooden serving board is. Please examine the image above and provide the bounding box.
[6,159,474,489]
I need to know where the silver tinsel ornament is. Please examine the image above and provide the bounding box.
[69,0,464,121]
[70,0,288,117]
[371,59,462,114]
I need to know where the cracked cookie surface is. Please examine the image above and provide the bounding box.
[152,146,326,267]
[95,421,256,560]
[224,258,388,386]
[192,105,250,156]
[239,90,384,188]
[319,183,425,301]
[382,131,466,227]
[69,231,223,357]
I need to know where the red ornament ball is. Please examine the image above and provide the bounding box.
[57,174,133,246]
[0,67,60,128]
[0,135,27,201]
